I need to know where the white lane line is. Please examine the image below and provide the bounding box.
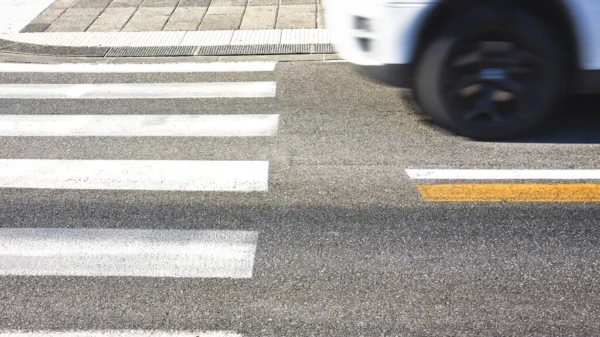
[406,169,600,180]
[0,228,258,278]
[0,61,277,73]
[0,114,279,137]
[0,82,277,99]
[0,332,242,337]
[0,160,269,191]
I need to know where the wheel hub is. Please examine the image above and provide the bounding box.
[480,68,507,80]
[445,38,546,127]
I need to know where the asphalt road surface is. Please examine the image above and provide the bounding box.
[1,60,599,337]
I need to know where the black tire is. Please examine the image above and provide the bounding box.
[414,3,567,140]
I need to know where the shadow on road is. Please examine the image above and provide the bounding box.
[507,94,600,144]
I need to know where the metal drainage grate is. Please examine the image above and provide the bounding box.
[106,46,197,57]
[196,44,336,56]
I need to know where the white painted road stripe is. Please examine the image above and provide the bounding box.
[0,114,279,137]
[0,228,258,278]
[406,169,600,180]
[0,332,242,337]
[0,61,277,73]
[0,160,269,191]
[0,82,277,99]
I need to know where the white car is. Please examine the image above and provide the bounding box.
[325,0,600,139]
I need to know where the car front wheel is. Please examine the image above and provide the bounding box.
[414,3,567,139]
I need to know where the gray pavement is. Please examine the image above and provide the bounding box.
[1,61,600,336]
[22,0,326,33]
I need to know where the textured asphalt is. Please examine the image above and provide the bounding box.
[1,61,600,336]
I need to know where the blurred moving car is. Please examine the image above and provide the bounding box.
[325,0,600,139]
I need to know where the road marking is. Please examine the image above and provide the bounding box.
[406,169,600,180]
[0,160,269,191]
[0,332,241,337]
[0,228,258,278]
[0,61,277,73]
[0,82,277,99]
[416,184,600,202]
[0,114,279,137]
[0,332,242,337]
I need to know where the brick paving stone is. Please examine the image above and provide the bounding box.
[123,14,170,31]
[170,7,208,21]
[206,6,245,15]
[44,24,86,33]
[199,13,243,30]
[51,14,97,25]
[87,23,124,32]
[20,23,52,33]
[46,15,96,32]
[240,6,276,29]
[248,0,278,5]
[141,0,180,7]
[163,20,200,31]
[47,0,78,9]
[136,7,175,15]
[29,8,66,24]
[71,0,112,8]
[63,7,106,17]
[210,0,249,6]
[281,0,316,3]
[179,0,211,5]
[99,7,138,19]
[317,5,326,28]
[276,11,315,29]
[86,7,136,31]
[108,0,145,7]
[278,4,317,13]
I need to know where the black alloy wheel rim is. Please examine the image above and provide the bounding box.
[442,30,550,128]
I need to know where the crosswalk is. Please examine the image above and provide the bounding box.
[0,61,278,335]
[0,61,277,192]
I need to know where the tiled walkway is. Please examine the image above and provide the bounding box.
[21,0,326,33]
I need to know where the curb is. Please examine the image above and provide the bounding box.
[0,29,337,58]
[0,39,336,58]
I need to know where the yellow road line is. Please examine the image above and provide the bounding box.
[416,184,600,202]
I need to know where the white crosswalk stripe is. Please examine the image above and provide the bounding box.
[0,331,243,337]
[0,228,258,278]
[0,159,269,191]
[0,114,279,137]
[0,61,277,73]
[0,82,277,99]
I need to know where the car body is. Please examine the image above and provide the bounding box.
[324,0,600,138]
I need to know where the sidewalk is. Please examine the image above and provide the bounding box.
[21,0,326,33]
[0,0,335,59]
